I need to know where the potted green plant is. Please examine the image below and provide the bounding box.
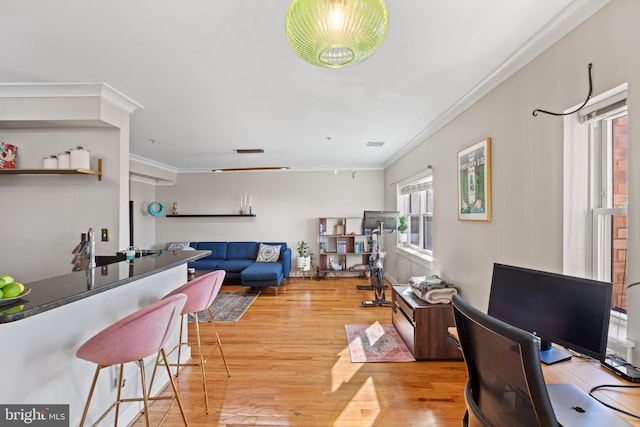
[397,216,408,244]
[296,240,312,271]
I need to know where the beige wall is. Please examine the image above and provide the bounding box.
[0,127,124,282]
[384,0,640,360]
[153,170,385,264]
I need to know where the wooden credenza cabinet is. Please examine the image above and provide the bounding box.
[392,285,462,360]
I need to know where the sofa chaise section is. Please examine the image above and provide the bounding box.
[185,241,290,290]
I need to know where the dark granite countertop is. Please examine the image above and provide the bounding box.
[0,249,210,323]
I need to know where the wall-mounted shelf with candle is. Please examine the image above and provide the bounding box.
[239,193,253,215]
[165,194,256,218]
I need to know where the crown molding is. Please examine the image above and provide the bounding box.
[0,82,143,113]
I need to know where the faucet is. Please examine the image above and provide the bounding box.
[72,228,96,272]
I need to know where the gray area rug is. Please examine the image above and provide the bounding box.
[188,291,260,323]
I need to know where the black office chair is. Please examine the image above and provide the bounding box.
[452,294,560,427]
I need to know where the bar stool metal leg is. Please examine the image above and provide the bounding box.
[150,310,231,415]
[78,365,103,426]
[207,307,230,376]
[76,294,189,426]
[149,271,229,415]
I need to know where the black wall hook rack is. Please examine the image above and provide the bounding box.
[532,63,593,117]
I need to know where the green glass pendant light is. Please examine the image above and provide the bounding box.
[285,0,389,68]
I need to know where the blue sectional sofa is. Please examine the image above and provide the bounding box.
[186,241,291,290]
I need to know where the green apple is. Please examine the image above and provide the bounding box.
[0,275,14,286]
[2,282,23,298]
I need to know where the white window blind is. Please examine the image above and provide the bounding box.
[399,178,431,195]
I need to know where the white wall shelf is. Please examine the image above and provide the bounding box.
[0,159,103,181]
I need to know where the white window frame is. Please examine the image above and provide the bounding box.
[563,83,629,357]
[397,173,433,260]
[589,108,627,287]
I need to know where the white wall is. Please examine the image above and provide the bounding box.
[383,0,640,360]
[154,170,384,265]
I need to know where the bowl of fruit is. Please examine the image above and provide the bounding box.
[0,275,30,306]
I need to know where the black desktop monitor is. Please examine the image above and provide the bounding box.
[487,263,612,365]
[362,210,399,232]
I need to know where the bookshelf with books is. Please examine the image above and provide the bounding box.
[317,217,373,278]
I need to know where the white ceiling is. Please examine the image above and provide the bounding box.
[0,0,608,172]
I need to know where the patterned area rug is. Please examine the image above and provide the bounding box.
[189,291,260,323]
[345,324,415,363]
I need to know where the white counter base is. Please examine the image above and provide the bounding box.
[0,264,191,426]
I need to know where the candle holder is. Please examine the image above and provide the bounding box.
[239,193,253,215]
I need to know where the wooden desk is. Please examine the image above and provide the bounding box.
[448,328,640,425]
[543,356,640,425]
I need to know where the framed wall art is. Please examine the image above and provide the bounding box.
[457,137,491,221]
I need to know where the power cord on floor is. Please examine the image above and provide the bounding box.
[589,384,640,419]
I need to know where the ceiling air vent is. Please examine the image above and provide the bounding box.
[236,149,265,154]
[366,141,385,148]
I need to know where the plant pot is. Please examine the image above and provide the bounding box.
[297,256,311,271]
[398,233,408,244]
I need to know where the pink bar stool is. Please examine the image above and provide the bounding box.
[150,270,229,414]
[76,294,189,426]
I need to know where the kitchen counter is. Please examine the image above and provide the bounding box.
[0,248,211,425]
[0,249,210,323]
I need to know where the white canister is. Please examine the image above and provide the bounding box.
[43,156,57,169]
[69,146,90,169]
[57,151,70,169]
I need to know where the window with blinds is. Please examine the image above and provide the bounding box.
[564,83,629,356]
[398,174,433,254]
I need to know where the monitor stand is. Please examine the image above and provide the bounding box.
[539,340,572,365]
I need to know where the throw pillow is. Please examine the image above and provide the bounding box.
[256,243,281,263]
[167,242,192,251]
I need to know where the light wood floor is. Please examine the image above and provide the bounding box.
[132,277,467,426]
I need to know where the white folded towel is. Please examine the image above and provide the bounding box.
[423,287,457,304]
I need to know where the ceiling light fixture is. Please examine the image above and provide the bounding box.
[285,0,389,68]
[236,149,265,154]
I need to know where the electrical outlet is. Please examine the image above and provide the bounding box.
[113,365,126,389]
[101,228,109,242]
